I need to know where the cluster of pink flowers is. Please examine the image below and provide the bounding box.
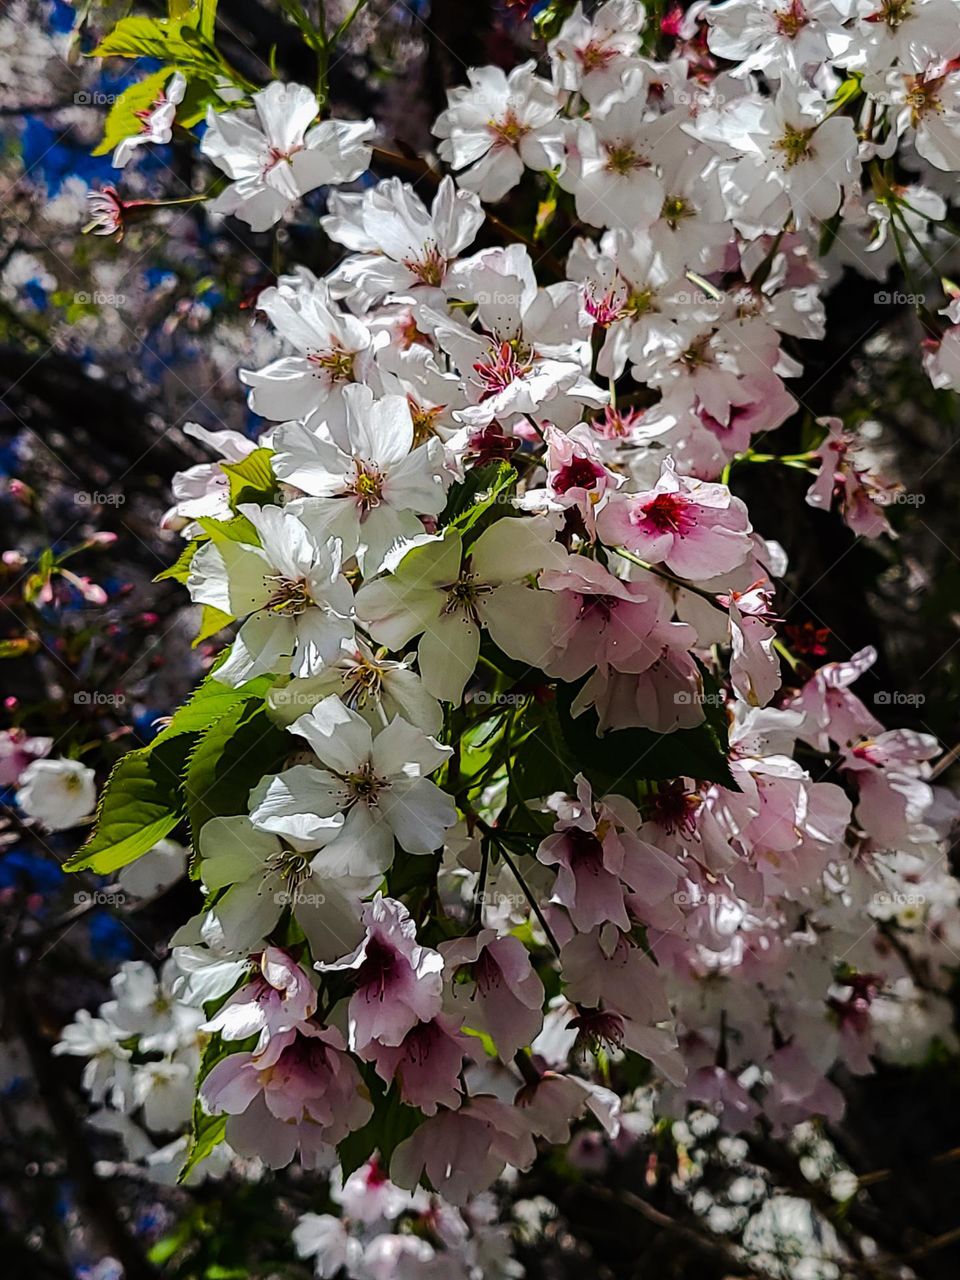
[68,0,960,1216]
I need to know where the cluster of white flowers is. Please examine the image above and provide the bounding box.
[68,0,960,1218]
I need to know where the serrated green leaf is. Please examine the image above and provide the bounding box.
[184,700,287,843]
[91,15,211,64]
[157,671,275,741]
[180,1026,255,1183]
[155,537,201,584]
[197,512,259,545]
[64,736,188,874]
[92,68,173,157]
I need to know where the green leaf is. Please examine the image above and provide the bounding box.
[442,462,517,542]
[193,604,234,646]
[198,0,218,40]
[197,512,259,545]
[92,68,173,157]
[177,73,223,128]
[223,447,277,509]
[64,736,188,874]
[180,1027,255,1183]
[184,700,287,842]
[157,671,276,740]
[509,697,576,824]
[337,1069,422,1180]
[155,537,201,584]
[91,15,212,65]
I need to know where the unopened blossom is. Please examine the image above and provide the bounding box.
[441,930,545,1061]
[322,176,485,310]
[113,71,186,167]
[597,457,752,580]
[186,503,354,686]
[249,696,455,875]
[355,519,567,704]
[201,82,374,230]
[317,895,444,1051]
[16,757,96,830]
[273,385,450,572]
[434,62,564,202]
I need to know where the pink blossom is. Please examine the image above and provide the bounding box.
[597,457,752,580]
[441,930,545,1061]
[202,947,317,1057]
[361,1014,470,1113]
[201,1025,372,1167]
[390,1095,536,1205]
[785,646,883,751]
[806,418,893,539]
[318,894,443,1050]
[0,727,52,788]
[540,558,672,682]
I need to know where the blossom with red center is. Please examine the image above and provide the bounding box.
[597,457,752,580]
[473,340,533,401]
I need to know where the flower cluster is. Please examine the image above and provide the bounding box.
[53,0,960,1217]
